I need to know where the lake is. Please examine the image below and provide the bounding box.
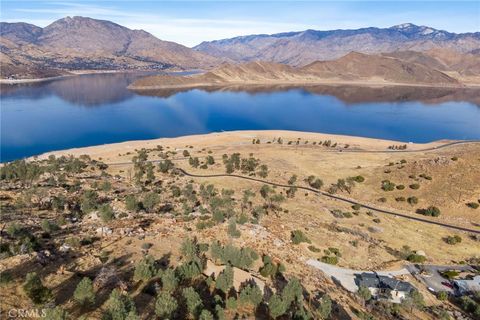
[1,72,479,162]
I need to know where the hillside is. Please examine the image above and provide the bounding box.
[1,130,479,319]
[0,16,221,79]
[129,53,461,89]
[194,23,480,66]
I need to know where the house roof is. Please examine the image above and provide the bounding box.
[355,272,414,293]
[454,275,480,293]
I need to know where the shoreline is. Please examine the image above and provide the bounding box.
[128,79,480,91]
[0,68,204,84]
[30,129,457,161]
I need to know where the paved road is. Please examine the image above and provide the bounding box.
[407,264,475,293]
[306,259,410,292]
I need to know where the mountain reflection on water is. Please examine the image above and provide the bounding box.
[1,73,479,162]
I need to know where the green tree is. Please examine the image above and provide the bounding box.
[183,287,203,317]
[44,306,69,320]
[103,289,138,320]
[74,277,95,306]
[357,286,372,304]
[133,255,156,282]
[23,272,52,304]
[160,268,178,293]
[268,294,287,319]
[239,284,263,307]
[80,190,99,213]
[155,291,178,319]
[215,266,234,297]
[317,295,332,319]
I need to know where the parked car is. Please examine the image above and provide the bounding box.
[441,281,453,289]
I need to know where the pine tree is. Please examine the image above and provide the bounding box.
[155,291,178,319]
[74,277,95,306]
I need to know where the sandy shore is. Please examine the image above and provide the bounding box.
[36,130,450,162]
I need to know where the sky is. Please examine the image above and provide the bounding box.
[1,1,479,47]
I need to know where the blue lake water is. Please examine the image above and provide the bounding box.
[1,73,479,162]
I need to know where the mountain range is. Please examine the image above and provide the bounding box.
[194,23,480,66]
[129,53,463,90]
[0,16,220,79]
[1,16,479,85]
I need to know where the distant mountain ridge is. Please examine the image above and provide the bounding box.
[194,23,480,66]
[129,52,462,90]
[0,16,221,79]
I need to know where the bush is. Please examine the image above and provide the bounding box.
[155,291,178,318]
[396,184,405,190]
[320,256,338,265]
[23,272,52,304]
[407,253,426,263]
[407,196,418,205]
[445,235,462,245]
[143,192,159,212]
[160,269,178,293]
[291,230,311,244]
[417,206,441,217]
[409,183,420,190]
[381,180,395,191]
[437,291,448,301]
[351,176,365,183]
[268,294,287,319]
[352,204,361,211]
[74,277,95,305]
[125,195,140,212]
[466,202,479,209]
[99,204,115,222]
[41,219,60,234]
[239,284,263,307]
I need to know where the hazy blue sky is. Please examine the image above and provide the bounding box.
[1,1,479,46]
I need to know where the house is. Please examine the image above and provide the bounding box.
[453,275,480,295]
[355,272,415,303]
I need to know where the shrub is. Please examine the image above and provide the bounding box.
[352,204,361,211]
[381,180,395,191]
[227,219,241,238]
[445,235,462,245]
[317,295,332,319]
[396,184,405,190]
[23,272,52,304]
[41,220,60,234]
[80,190,99,213]
[466,202,479,209]
[437,291,448,301]
[352,175,365,183]
[395,197,406,202]
[407,196,418,205]
[417,206,441,217]
[143,192,159,212]
[155,291,178,318]
[99,204,115,222]
[125,195,140,212]
[74,277,95,305]
[291,230,311,244]
[199,309,214,320]
[357,286,372,302]
[407,253,426,263]
[409,183,420,190]
[320,256,338,265]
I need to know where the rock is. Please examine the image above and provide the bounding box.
[59,244,71,252]
[96,227,113,236]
